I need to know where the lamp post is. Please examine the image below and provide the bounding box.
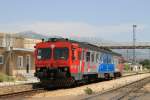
[133,24,137,65]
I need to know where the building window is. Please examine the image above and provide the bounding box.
[0,55,4,64]
[17,56,23,68]
[26,55,31,73]
[26,55,31,68]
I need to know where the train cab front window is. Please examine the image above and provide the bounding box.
[37,48,51,60]
[54,48,69,60]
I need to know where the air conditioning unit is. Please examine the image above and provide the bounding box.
[6,46,13,51]
[6,46,11,51]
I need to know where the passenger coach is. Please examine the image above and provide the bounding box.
[34,38,123,87]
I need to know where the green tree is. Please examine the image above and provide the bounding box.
[140,59,150,69]
[124,63,130,71]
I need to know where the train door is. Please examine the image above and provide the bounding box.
[98,53,107,73]
[85,50,91,74]
[90,51,95,73]
[77,48,82,80]
[71,44,80,80]
[96,52,100,72]
[107,54,115,74]
[71,47,77,71]
[81,49,85,73]
[113,56,119,72]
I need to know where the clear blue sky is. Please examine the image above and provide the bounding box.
[0,0,150,42]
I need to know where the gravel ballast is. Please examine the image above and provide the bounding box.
[31,73,150,98]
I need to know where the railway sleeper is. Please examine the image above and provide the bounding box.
[43,78,76,88]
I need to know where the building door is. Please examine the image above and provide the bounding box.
[26,55,31,73]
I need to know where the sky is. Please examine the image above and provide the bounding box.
[0,0,150,42]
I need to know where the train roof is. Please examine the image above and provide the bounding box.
[43,38,122,56]
[79,42,121,56]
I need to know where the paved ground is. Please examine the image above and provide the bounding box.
[0,74,39,87]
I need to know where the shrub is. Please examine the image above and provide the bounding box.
[15,73,27,81]
[84,87,93,95]
[0,73,14,82]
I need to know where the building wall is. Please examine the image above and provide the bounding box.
[0,47,5,73]
[0,33,42,76]
[130,64,143,71]
[23,38,41,49]
[13,38,24,48]
[12,51,35,76]
[13,38,41,49]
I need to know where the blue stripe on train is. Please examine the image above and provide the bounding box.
[98,64,115,73]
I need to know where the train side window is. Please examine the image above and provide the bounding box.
[114,58,119,65]
[91,53,95,62]
[96,53,99,63]
[107,55,111,64]
[72,49,75,60]
[86,52,90,62]
[82,50,85,60]
[78,51,81,60]
[103,54,107,64]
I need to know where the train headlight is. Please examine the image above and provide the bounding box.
[36,68,40,71]
[51,44,55,48]
[64,67,68,71]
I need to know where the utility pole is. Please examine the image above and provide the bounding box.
[126,49,129,61]
[5,34,13,75]
[149,48,150,61]
[133,25,137,65]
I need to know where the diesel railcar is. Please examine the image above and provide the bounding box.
[34,38,123,87]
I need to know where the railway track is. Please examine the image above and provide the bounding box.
[82,75,150,100]
[0,88,44,99]
[0,72,149,99]
[0,83,46,99]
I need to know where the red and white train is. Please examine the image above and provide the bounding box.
[34,38,124,87]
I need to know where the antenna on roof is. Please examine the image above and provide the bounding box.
[42,38,44,42]
[65,38,69,41]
